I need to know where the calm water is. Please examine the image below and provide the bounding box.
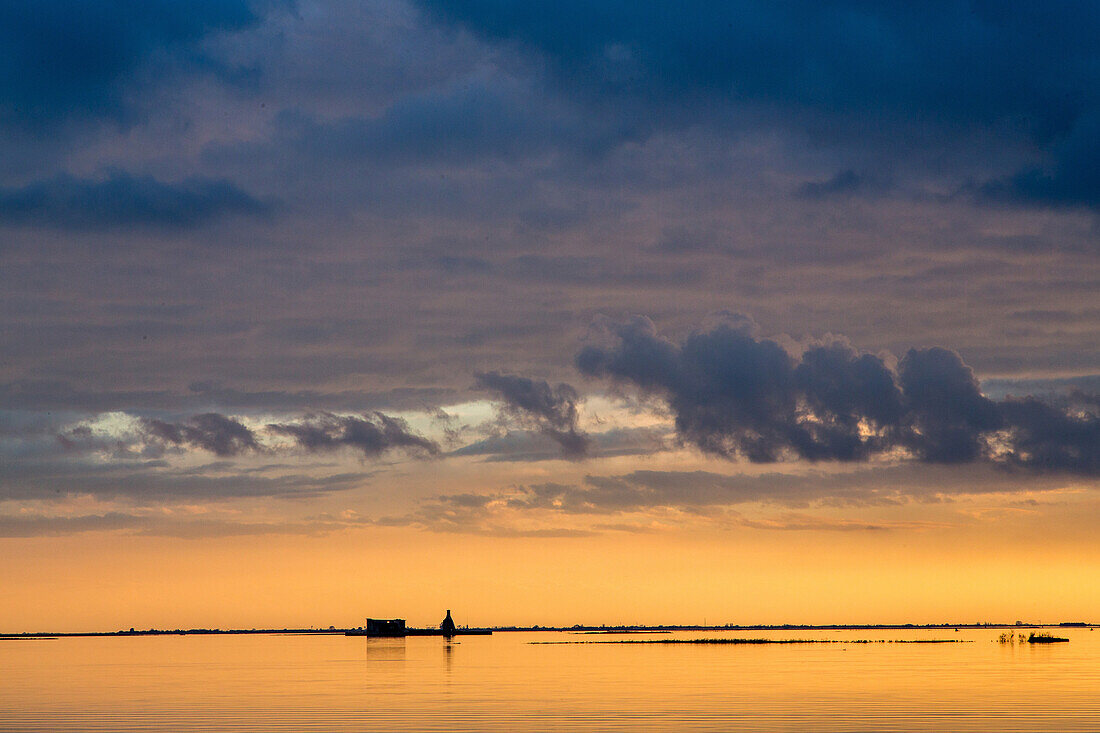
[2,628,1098,731]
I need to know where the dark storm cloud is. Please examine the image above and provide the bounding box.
[475,372,590,458]
[0,173,272,230]
[0,0,270,128]
[267,412,439,458]
[416,0,1100,208]
[576,317,1100,473]
[142,413,260,457]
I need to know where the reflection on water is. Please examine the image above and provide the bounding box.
[362,637,406,663]
[2,628,1099,732]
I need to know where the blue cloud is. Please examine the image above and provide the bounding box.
[265,74,631,169]
[0,172,273,230]
[0,0,273,127]
[416,1,1100,207]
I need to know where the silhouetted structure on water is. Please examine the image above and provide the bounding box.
[365,618,406,637]
[440,609,456,635]
[344,610,491,637]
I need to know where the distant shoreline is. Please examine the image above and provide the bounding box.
[1,622,1093,639]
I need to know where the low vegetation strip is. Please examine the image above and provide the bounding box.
[530,638,969,645]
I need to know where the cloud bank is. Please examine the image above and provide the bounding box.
[0,173,272,230]
[577,317,1100,473]
[417,0,1100,208]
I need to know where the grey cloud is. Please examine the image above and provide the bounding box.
[0,173,273,231]
[982,375,1100,401]
[412,253,704,287]
[0,459,365,502]
[576,317,1100,473]
[142,413,259,457]
[796,170,883,200]
[591,522,659,534]
[135,518,346,540]
[504,472,866,514]
[896,347,1001,463]
[502,463,1073,516]
[501,255,703,287]
[653,226,736,255]
[0,512,365,539]
[450,426,667,463]
[55,424,166,461]
[39,408,442,463]
[475,371,590,458]
[735,513,916,532]
[183,382,457,413]
[398,464,1014,533]
[267,412,439,458]
[999,396,1100,474]
[374,493,594,538]
[450,431,570,463]
[0,512,146,538]
[0,380,455,414]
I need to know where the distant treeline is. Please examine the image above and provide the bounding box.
[1,621,1093,638]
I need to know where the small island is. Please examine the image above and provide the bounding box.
[1027,633,1070,644]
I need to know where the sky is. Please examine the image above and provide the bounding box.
[2,0,1099,632]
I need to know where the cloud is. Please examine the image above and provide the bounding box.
[373,492,594,537]
[0,512,365,539]
[416,0,1100,208]
[384,464,1008,535]
[267,73,620,168]
[451,426,667,463]
[576,317,1100,473]
[475,371,590,458]
[0,512,146,538]
[525,464,1070,515]
[733,512,944,532]
[0,0,269,128]
[796,170,883,200]
[267,412,440,458]
[983,375,1100,401]
[896,347,1001,462]
[503,471,896,514]
[141,413,260,457]
[1000,396,1100,474]
[0,458,366,502]
[0,173,273,230]
[0,380,456,414]
[977,112,1100,208]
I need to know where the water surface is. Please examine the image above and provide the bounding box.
[2,628,1097,731]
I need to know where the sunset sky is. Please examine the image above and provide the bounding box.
[2,1,1099,632]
